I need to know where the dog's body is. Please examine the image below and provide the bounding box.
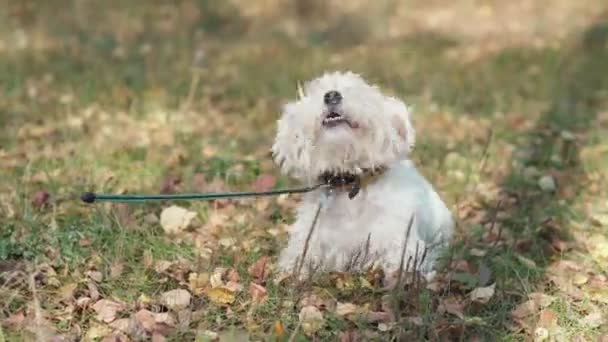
[272,71,453,279]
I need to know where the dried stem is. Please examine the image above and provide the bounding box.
[295,199,325,278]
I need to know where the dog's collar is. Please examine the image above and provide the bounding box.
[318,167,386,199]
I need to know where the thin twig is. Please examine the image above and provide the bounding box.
[490,200,504,247]
[396,215,415,290]
[287,320,302,342]
[181,67,202,111]
[29,267,44,342]
[295,194,326,278]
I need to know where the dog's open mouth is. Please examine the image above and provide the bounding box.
[322,112,349,127]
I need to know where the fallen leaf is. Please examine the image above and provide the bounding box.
[251,174,276,192]
[86,270,103,283]
[197,330,219,341]
[87,280,100,301]
[248,256,270,284]
[537,309,558,329]
[5,311,25,326]
[299,306,324,336]
[143,249,154,268]
[206,287,236,305]
[134,309,175,335]
[470,283,495,304]
[362,311,392,324]
[336,302,360,318]
[92,299,125,323]
[32,190,50,209]
[511,300,537,320]
[110,263,124,279]
[85,322,112,341]
[161,289,191,311]
[528,293,555,308]
[102,333,129,342]
[188,272,209,295]
[249,283,267,304]
[538,175,556,192]
[159,205,197,235]
[57,282,78,302]
[534,327,549,342]
[516,254,538,268]
[226,268,240,282]
[470,248,487,257]
[160,175,181,194]
[76,297,92,308]
[573,273,589,286]
[439,297,465,320]
[581,310,604,328]
[109,318,134,334]
[210,267,226,288]
[273,320,285,338]
[224,280,243,293]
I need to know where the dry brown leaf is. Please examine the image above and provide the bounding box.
[206,287,236,305]
[57,282,78,302]
[210,267,226,288]
[581,310,604,328]
[109,263,124,279]
[511,300,537,320]
[248,256,270,284]
[439,297,465,320]
[134,309,175,334]
[143,249,154,268]
[92,299,125,323]
[159,205,197,235]
[85,322,113,341]
[32,190,50,209]
[470,283,495,304]
[336,302,360,318]
[299,305,324,336]
[188,272,210,296]
[86,270,103,283]
[161,289,191,311]
[252,174,276,192]
[101,333,130,342]
[226,268,240,282]
[109,318,134,334]
[76,297,92,308]
[249,283,267,304]
[224,280,243,293]
[5,311,25,326]
[528,293,555,308]
[87,280,100,301]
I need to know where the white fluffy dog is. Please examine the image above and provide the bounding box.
[272,71,454,280]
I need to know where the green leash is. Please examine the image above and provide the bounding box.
[81,184,324,203]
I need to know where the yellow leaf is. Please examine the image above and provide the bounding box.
[299,306,324,336]
[273,320,285,337]
[206,287,236,305]
[573,273,588,286]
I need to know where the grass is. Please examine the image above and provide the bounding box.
[1,1,608,341]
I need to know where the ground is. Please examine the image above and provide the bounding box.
[1,1,608,341]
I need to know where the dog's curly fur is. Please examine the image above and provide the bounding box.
[273,71,453,279]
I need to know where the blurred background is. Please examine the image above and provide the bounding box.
[1,1,608,340]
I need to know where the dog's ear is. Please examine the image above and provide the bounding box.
[391,104,416,152]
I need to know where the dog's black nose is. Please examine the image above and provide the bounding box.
[324,90,342,105]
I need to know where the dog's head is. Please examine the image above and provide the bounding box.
[272,71,415,181]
